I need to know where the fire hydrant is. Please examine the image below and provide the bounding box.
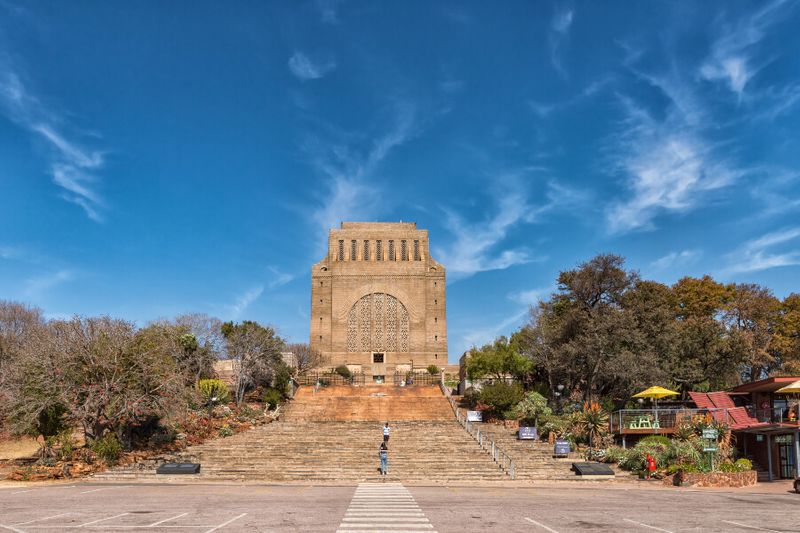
[646,454,656,479]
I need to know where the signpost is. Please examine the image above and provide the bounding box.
[554,439,571,457]
[518,426,538,440]
[466,410,483,422]
[702,428,719,470]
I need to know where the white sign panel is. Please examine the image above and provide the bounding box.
[467,410,483,422]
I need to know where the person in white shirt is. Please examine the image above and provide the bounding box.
[383,422,390,443]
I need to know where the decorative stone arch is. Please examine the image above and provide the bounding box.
[346,293,410,353]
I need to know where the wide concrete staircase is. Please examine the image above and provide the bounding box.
[474,424,582,480]
[283,385,454,421]
[95,385,506,482]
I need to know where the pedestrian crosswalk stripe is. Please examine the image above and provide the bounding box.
[336,483,437,533]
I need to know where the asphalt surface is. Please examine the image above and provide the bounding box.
[1,480,798,532]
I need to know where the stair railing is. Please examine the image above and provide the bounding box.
[440,382,516,480]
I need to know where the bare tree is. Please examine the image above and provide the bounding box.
[221,321,284,405]
[285,343,326,374]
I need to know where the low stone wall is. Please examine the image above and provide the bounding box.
[665,470,757,488]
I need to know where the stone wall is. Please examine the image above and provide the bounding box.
[665,470,758,488]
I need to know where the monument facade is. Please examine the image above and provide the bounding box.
[310,222,447,381]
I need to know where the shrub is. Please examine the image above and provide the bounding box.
[479,382,524,418]
[734,458,753,472]
[334,365,352,379]
[273,363,292,395]
[46,429,75,461]
[92,433,122,464]
[237,404,260,421]
[462,387,480,409]
[35,404,69,438]
[263,388,283,410]
[510,391,552,427]
[600,446,627,464]
[198,379,230,406]
[218,424,233,438]
[426,365,440,375]
[639,435,671,446]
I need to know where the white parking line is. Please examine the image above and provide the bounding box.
[623,518,675,533]
[203,513,247,533]
[524,517,560,533]
[722,521,786,533]
[13,513,71,526]
[77,513,130,527]
[10,490,34,495]
[0,525,26,533]
[147,513,189,527]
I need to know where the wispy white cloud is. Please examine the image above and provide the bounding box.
[288,52,336,81]
[24,269,73,298]
[699,0,789,102]
[509,286,553,307]
[306,101,417,238]
[606,77,744,234]
[266,266,294,290]
[529,77,612,118]
[435,179,545,281]
[227,285,264,319]
[548,8,574,78]
[724,227,800,274]
[0,69,107,221]
[461,309,528,351]
[316,0,341,24]
[650,249,700,271]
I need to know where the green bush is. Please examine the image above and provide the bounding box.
[237,404,260,421]
[666,463,700,475]
[462,387,480,409]
[36,404,69,438]
[273,363,292,394]
[599,446,627,464]
[734,458,753,472]
[92,433,122,464]
[479,381,524,418]
[426,365,440,375]
[262,388,283,410]
[334,365,352,379]
[218,424,233,438]
[47,429,75,461]
[639,435,671,446]
[198,379,230,406]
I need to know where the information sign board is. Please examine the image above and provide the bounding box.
[702,428,718,440]
[554,439,571,456]
[518,426,538,440]
[466,410,483,422]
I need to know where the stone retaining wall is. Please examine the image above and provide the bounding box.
[665,470,757,488]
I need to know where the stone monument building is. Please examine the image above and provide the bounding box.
[310,222,447,381]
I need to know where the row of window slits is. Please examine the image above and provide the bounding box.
[336,239,422,261]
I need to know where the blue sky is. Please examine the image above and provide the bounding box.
[1,1,800,362]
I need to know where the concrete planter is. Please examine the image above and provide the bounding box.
[665,470,757,488]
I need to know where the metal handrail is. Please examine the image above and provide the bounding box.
[609,408,733,433]
[439,382,516,479]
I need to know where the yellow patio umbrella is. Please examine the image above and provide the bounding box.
[776,380,800,422]
[775,380,800,394]
[633,386,680,400]
[633,386,679,414]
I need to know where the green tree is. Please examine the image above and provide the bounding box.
[221,321,284,405]
[466,336,532,381]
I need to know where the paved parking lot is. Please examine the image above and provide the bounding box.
[1,481,798,532]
